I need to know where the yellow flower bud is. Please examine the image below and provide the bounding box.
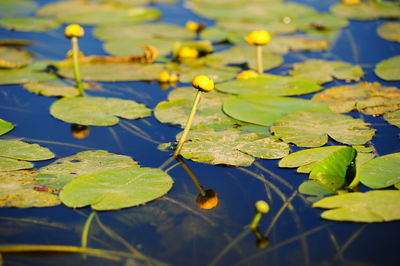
[158,71,170,83]
[236,70,259,80]
[186,20,199,32]
[192,75,214,92]
[65,24,85,39]
[341,0,361,5]
[178,46,199,59]
[169,72,179,83]
[196,189,218,210]
[245,30,271,46]
[255,200,270,214]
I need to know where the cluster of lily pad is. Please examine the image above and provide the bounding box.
[0,0,399,222]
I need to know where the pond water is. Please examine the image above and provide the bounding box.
[0,0,399,265]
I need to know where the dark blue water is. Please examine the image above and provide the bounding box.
[0,0,399,265]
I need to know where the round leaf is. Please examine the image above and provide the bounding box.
[377,22,400,42]
[0,119,14,136]
[0,47,32,68]
[384,110,400,127]
[0,0,37,17]
[375,56,400,81]
[331,2,400,20]
[0,17,60,32]
[0,139,54,161]
[60,166,174,210]
[50,97,151,126]
[23,81,80,97]
[0,157,33,171]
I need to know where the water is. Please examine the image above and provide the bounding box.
[0,0,399,265]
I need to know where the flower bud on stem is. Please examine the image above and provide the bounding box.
[249,200,270,230]
[256,45,263,74]
[71,37,84,96]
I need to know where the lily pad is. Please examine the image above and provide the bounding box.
[154,87,239,130]
[176,128,290,166]
[295,13,349,31]
[289,59,364,84]
[176,63,240,83]
[216,74,322,96]
[56,60,165,82]
[359,153,400,189]
[375,56,400,81]
[299,180,332,202]
[23,81,80,97]
[309,147,357,192]
[0,46,33,68]
[384,110,400,127]
[60,166,173,210]
[267,35,330,54]
[313,190,400,222]
[206,45,283,71]
[311,82,400,116]
[377,22,400,42]
[331,1,400,20]
[0,171,60,208]
[0,62,57,85]
[50,96,151,126]
[0,119,14,136]
[223,95,330,126]
[0,139,55,171]
[0,0,37,17]
[0,17,60,32]
[36,150,139,190]
[270,110,375,147]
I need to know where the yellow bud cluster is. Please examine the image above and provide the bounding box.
[236,70,259,80]
[245,30,271,46]
[178,47,199,59]
[192,75,214,92]
[158,71,179,83]
[64,24,85,39]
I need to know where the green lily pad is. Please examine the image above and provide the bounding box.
[50,96,151,126]
[0,119,14,136]
[377,22,400,42]
[23,81,80,97]
[56,60,165,82]
[309,147,357,192]
[154,87,239,130]
[299,180,332,202]
[0,62,57,85]
[359,153,400,189]
[313,190,400,222]
[0,47,32,68]
[206,45,283,71]
[271,110,375,147]
[60,166,173,210]
[267,35,330,54]
[36,150,139,190]
[311,82,400,116]
[0,139,55,171]
[176,63,240,83]
[384,110,400,127]
[216,74,322,96]
[0,171,60,208]
[223,95,330,126]
[331,1,400,20]
[176,128,290,166]
[375,56,400,81]
[0,17,60,32]
[0,0,37,17]
[295,13,349,31]
[289,59,364,84]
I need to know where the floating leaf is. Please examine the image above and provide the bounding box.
[0,39,33,46]
[377,22,400,42]
[60,166,173,210]
[359,153,400,189]
[309,147,356,192]
[216,74,322,96]
[176,63,240,83]
[0,140,54,171]
[0,17,60,32]
[23,81,80,97]
[271,111,375,147]
[0,119,14,136]
[223,95,330,126]
[299,180,332,202]
[384,110,400,127]
[56,59,165,81]
[176,128,290,166]
[331,1,400,20]
[311,82,400,116]
[313,190,400,222]
[0,170,60,208]
[375,56,400,81]
[0,47,32,68]
[295,13,349,31]
[267,35,330,54]
[36,150,139,190]
[154,87,239,130]
[206,45,283,71]
[0,62,57,85]
[50,96,151,126]
[0,0,37,17]
[289,59,364,84]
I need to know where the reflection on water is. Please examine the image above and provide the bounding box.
[0,0,399,266]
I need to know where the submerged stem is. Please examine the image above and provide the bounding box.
[71,37,84,96]
[81,212,96,249]
[173,90,202,157]
[256,45,263,74]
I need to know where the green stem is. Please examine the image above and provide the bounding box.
[81,212,96,248]
[173,90,202,157]
[249,212,263,230]
[71,37,84,96]
[176,157,206,196]
[256,45,263,74]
